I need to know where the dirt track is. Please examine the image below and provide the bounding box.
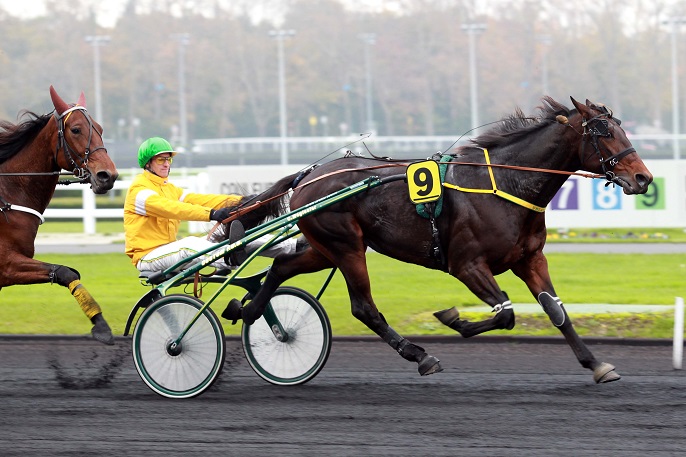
[0,336,684,456]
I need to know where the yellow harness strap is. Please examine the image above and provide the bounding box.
[442,148,546,213]
[68,279,102,319]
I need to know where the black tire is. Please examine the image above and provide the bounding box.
[132,294,225,398]
[241,286,332,385]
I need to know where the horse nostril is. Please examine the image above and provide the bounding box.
[635,173,652,190]
[96,170,114,183]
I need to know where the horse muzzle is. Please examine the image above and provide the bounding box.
[614,170,653,195]
[90,170,118,194]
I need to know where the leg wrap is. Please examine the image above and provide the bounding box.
[380,326,405,352]
[538,291,565,327]
[68,280,102,320]
[492,300,512,314]
[50,265,81,287]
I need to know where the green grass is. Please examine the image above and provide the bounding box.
[0,251,683,339]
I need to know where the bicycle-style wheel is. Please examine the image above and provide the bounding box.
[132,294,225,398]
[242,286,332,385]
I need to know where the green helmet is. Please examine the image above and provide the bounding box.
[137,137,178,168]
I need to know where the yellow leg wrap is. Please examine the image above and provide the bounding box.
[68,279,102,320]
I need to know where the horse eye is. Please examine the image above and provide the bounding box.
[70,127,81,135]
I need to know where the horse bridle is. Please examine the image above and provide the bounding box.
[579,107,636,186]
[53,105,107,182]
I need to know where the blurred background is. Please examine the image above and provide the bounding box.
[1,0,685,168]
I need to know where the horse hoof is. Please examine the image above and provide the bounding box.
[91,314,115,346]
[418,354,443,376]
[433,307,459,326]
[593,363,621,383]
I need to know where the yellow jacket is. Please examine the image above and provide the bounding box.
[124,170,241,265]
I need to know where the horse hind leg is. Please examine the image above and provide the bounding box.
[223,247,336,325]
[434,291,516,338]
[334,250,442,376]
[378,313,443,376]
[50,265,114,345]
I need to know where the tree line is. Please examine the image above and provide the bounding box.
[0,0,684,148]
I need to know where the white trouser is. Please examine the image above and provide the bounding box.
[136,235,297,273]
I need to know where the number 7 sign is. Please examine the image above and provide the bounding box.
[551,178,579,210]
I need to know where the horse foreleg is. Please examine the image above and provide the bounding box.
[49,265,114,345]
[434,299,515,338]
[513,253,620,383]
[434,261,516,338]
[0,256,114,345]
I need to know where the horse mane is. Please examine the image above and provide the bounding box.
[470,96,571,150]
[0,111,52,164]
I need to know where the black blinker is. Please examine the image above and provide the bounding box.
[590,119,610,137]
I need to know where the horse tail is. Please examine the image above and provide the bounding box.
[227,169,308,230]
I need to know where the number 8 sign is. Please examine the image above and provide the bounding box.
[592,180,622,210]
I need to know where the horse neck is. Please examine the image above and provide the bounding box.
[0,120,59,212]
[493,127,583,206]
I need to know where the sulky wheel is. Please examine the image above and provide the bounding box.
[132,294,225,398]
[242,286,332,385]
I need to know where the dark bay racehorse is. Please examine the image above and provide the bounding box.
[0,86,118,344]
[224,96,652,382]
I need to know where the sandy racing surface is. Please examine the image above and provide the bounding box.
[0,336,684,456]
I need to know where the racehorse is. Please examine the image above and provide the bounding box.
[0,86,119,344]
[222,96,653,383]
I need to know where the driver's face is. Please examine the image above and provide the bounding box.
[148,153,172,178]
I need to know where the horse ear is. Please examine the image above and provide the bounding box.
[569,96,582,111]
[50,85,70,115]
[77,91,87,108]
[569,96,589,117]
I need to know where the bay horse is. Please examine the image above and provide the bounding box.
[222,96,652,383]
[0,86,119,344]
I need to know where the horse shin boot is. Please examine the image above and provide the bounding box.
[537,292,566,327]
[380,324,443,376]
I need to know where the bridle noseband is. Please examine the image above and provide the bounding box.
[53,106,107,182]
[578,107,635,186]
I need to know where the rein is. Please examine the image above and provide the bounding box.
[214,159,602,232]
[213,107,635,227]
[0,170,88,185]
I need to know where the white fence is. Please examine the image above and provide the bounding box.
[44,173,208,235]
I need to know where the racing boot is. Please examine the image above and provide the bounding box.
[221,298,243,325]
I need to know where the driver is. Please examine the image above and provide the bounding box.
[124,137,296,273]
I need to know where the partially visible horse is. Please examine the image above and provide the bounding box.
[223,96,652,383]
[0,86,119,344]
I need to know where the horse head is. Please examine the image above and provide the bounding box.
[566,96,652,195]
[50,86,118,194]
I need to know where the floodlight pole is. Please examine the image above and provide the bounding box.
[270,29,296,165]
